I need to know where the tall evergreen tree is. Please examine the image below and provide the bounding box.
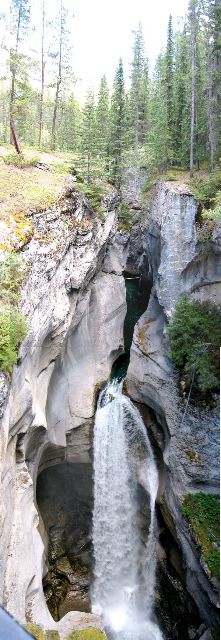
[10,0,31,148]
[147,54,168,172]
[173,27,190,166]
[81,87,96,182]
[205,0,221,169]
[188,0,200,176]
[165,14,174,163]
[95,75,109,160]
[130,23,149,147]
[39,0,45,147]
[109,58,126,186]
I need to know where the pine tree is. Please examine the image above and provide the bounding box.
[39,0,46,147]
[165,15,174,164]
[81,87,96,183]
[10,0,31,149]
[173,27,190,166]
[147,54,168,173]
[205,0,221,169]
[108,58,126,186]
[95,75,109,161]
[130,23,149,148]
[188,0,200,176]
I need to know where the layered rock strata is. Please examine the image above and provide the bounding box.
[125,179,220,634]
[0,187,128,632]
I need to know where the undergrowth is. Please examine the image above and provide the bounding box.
[190,167,221,220]
[118,201,134,229]
[167,294,221,395]
[181,493,220,578]
[67,629,106,640]
[3,153,40,168]
[0,252,28,372]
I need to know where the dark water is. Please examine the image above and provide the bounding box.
[111,274,151,381]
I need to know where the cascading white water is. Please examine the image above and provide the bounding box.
[91,380,163,640]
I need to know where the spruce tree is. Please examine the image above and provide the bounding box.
[205,0,221,169]
[95,75,109,161]
[129,23,149,148]
[108,58,126,186]
[81,87,96,183]
[165,15,174,164]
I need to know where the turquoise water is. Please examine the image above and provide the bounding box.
[112,276,151,381]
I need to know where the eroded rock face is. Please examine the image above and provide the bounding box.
[0,188,127,629]
[125,180,220,634]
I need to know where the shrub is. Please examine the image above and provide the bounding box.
[67,629,106,640]
[3,153,40,168]
[0,252,28,372]
[191,167,221,209]
[0,306,28,371]
[118,202,134,229]
[23,623,45,639]
[202,190,221,221]
[181,493,220,578]
[167,294,221,392]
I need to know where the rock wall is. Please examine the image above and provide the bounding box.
[0,187,128,632]
[125,179,220,634]
[0,174,220,637]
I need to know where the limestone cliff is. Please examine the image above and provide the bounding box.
[0,186,128,632]
[125,178,220,634]
[0,173,220,638]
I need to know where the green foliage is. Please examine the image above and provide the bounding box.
[67,629,106,640]
[74,181,106,213]
[108,58,126,186]
[202,189,221,221]
[3,153,40,168]
[23,623,45,639]
[191,168,221,208]
[181,493,220,578]
[167,294,221,392]
[45,632,60,640]
[0,252,28,372]
[118,202,134,229]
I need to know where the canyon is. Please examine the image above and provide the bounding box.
[0,170,220,639]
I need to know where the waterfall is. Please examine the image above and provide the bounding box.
[91,380,163,640]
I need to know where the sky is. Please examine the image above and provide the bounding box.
[68,0,189,102]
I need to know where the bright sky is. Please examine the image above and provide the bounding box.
[69,0,189,101]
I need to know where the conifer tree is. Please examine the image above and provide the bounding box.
[165,14,174,164]
[130,23,149,148]
[95,75,109,161]
[205,0,221,169]
[10,0,31,148]
[109,58,126,186]
[81,87,96,183]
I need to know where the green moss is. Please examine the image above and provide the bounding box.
[23,623,45,639]
[67,629,106,640]
[45,631,60,640]
[181,493,220,578]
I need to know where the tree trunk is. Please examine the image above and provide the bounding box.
[39,0,45,148]
[10,116,22,154]
[190,2,197,178]
[51,0,63,150]
[10,1,22,143]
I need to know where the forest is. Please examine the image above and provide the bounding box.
[0,0,220,186]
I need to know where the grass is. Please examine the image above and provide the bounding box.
[0,144,75,218]
[181,493,220,578]
[67,629,106,640]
